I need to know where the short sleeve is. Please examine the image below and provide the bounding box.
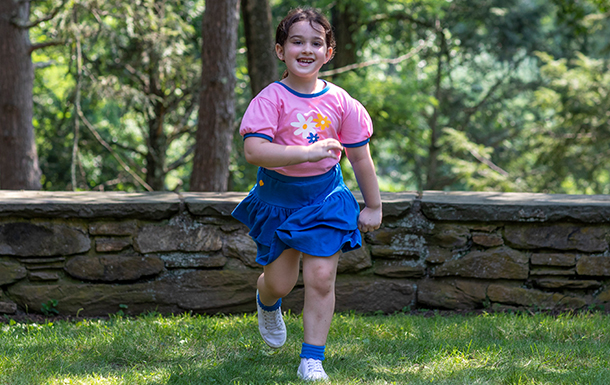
[239,97,279,141]
[338,98,373,147]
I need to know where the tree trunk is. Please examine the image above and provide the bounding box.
[425,26,446,191]
[145,47,167,191]
[0,0,41,190]
[331,1,359,70]
[190,0,239,192]
[241,0,277,96]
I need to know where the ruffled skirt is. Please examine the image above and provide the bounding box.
[231,164,362,266]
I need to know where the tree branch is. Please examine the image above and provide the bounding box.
[459,56,527,131]
[165,145,195,173]
[468,147,509,177]
[319,36,431,77]
[34,60,55,69]
[368,11,436,29]
[12,0,69,29]
[77,110,154,191]
[30,40,64,53]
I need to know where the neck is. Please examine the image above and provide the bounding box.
[281,76,324,94]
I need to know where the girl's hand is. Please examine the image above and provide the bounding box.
[306,139,343,163]
[358,206,382,233]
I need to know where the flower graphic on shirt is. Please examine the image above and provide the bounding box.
[313,113,331,130]
[291,113,317,139]
[307,133,320,143]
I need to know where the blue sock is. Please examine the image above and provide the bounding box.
[300,343,326,361]
[257,292,281,311]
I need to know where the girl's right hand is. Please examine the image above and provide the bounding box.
[307,139,343,163]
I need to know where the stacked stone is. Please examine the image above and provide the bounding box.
[0,190,609,316]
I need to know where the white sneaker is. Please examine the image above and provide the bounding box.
[297,358,329,381]
[256,290,286,348]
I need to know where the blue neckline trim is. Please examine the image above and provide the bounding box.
[275,81,330,98]
[244,133,273,142]
[342,138,370,148]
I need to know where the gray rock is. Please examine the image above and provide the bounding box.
[159,252,227,269]
[0,222,90,257]
[183,192,247,216]
[65,254,165,282]
[576,255,610,276]
[429,224,471,249]
[0,301,17,314]
[223,229,259,267]
[0,260,27,285]
[89,220,137,236]
[471,232,504,247]
[95,237,132,252]
[135,220,223,254]
[504,224,608,252]
[338,243,372,273]
[28,271,60,281]
[417,279,488,309]
[374,260,424,278]
[531,253,576,267]
[534,278,601,290]
[0,191,180,219]
[7,269,261,316]
[368,228,426,259]
[283,276,416,314]
[487,284,587,309]
[421,191,610,222]
[433,246,528,280]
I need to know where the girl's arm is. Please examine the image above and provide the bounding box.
[244,136,343,168]
[345,144,382,233]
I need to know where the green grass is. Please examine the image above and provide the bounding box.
[1,310,609,384]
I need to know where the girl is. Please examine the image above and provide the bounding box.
[232,7,382,381]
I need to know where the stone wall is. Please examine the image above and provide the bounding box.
[0,190,609,316]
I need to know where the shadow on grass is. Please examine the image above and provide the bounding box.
[2,311,610,384]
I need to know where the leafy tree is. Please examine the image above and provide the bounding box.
[33,0,204,191]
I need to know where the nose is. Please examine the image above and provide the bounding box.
[302,42,313,54]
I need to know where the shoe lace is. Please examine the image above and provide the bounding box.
[263,309,282,330]
[305,359,325,375]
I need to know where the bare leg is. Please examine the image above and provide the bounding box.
[301,251,340,346]
[257,248,301,306]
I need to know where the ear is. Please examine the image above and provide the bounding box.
[324,46,334,64]
[275,43,285,61]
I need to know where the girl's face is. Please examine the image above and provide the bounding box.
[276,20,333,84]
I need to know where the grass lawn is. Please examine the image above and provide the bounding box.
[0,310,609,384]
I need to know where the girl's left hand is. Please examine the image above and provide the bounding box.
[358,206,382,233]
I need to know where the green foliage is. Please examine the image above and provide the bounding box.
[27,0,610,193]
[40,299,59,316]
[516,51,610,194]
[31,0,204,191]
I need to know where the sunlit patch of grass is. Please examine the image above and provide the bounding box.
[1,311,610,384]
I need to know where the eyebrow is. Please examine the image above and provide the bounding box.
[288,34,324,41]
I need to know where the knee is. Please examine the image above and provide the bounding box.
[304,267,336,296]
[259,274,296,299]
[266,282,294,299]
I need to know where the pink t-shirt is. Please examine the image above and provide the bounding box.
[240,81,373,177]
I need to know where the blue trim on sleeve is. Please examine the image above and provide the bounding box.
[275,81,330,98]
[342,138,370,148]
[244,133,273,142]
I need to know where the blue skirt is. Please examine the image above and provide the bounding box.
[231,164,362,266]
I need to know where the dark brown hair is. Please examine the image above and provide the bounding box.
[276,7,336,78]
